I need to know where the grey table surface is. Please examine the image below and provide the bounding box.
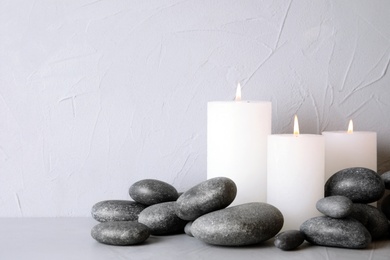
[0,217,389,260]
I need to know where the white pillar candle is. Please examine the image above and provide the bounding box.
[207,84,271,205]
[267,116,325,231]
[322,120,377,181]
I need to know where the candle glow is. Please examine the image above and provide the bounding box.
[235,83,241,101]
[294,115,299,136]
[348,119,353,134]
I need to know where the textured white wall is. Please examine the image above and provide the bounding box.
[1,0,389,217]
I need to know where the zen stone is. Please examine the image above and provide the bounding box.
[300,216,371,249]
[325,167,385,203]
[129,179,179,206]
[350,203,389,240]
[138,201,187,235]
[381,171,390,189]
[191,202,283,246]
[274,230,305,251]
[316,196,353,218]
[91,221,150,246]
[184,222,193,237]
[381,194,390,220]
[91,200,147,222]
[175,177,237,221]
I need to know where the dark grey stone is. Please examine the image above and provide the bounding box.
[381,194,390,220]
[300,216,371,249]
[91,221,150,245]
[350,203,389,240]
[316,196,353,218]
[138,201,188,235]
[274,230,305,251]
[184,222,193,237]
[325,167,385,203]
[129,179,179,206]
[381,171,390,189]
[175,177,237,221]
[91,200,147,222]
[191,202,283,246]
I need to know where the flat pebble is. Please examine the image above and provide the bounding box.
[138,201,188,235]
[191,202,283,246]
[175,177,237,221]
[274,230,305,251]
[91,200,147,222]
[129,179,179,205]
[316,196,353,218]
[300,216,371,249]
[325,167,385,203]
[350,203,389,240]
[184,222,193,237]
[91,221,150,246]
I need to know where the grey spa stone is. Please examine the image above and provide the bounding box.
[191,202,283,246]
[325,167,385,203]
[350,203,389,240]
[381,171,390,189]
[184,222,193,237]
[129,179,179,206]
[138,201,188,235]
[316,196,353,218]
[300,216,371,249]
[91,200,147,222]
[175,177,237,221]
[381,194,390,220]
[91,221,150,246]
[274,230,305,251]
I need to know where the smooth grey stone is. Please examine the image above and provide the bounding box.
[274,230,305,251]
[381,194,390,220]
[325,167,385,203]
[350,203,389,240]
[129,179,179,206]
[184,222,193,237]
[91,200,147,222]
[91,221,150,245]
[175,177,237,221]
[316,196,353,218]
[381,171,390,189]
[191,202,283,246]
[138,201,187,235]
[300,216,371,249]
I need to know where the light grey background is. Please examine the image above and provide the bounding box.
[1,0,389,217]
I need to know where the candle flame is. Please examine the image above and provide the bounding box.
[347,119,353,134]
[293,115,299,136]
[235,83,241,101]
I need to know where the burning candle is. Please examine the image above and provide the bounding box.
[267,116,325,231]
[207,84,271,205]
[322,120,377,181]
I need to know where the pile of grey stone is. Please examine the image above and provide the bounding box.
[298,167,390,249]
[91,177,284,246]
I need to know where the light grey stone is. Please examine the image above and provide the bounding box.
[350,203,389,240]
[300,216,371,249]
[274,230,305,251]
[184,222,193,237]
[138,201,187,235]
[129,179,179,206]
[91,221,150,245]
[175,177,237,221]
[316,196,353,218]
[191,202,283,246]
[91,200,147,222]
[325,167,385,203]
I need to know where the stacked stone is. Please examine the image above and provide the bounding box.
[90,177,284,247]
[300,167,389,249]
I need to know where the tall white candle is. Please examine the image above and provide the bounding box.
[207,84,271,205]
[267,116,325,231]
[322,120,377,181]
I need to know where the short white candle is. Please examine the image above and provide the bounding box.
[207,84,271,205]
[267,116,325,231]
[322,120,377,181]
